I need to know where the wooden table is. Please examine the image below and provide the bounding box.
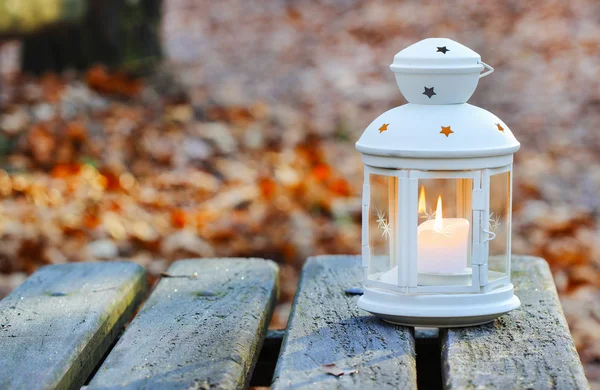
[0,256,589,389]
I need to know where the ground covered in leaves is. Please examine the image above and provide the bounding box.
[1,0,600,385]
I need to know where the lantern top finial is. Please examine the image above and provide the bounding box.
[390,38,493,105]
[390,38,484,74]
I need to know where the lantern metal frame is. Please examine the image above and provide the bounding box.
[356,38,521,327]
[358,160,520,327]
[362,164,514,290]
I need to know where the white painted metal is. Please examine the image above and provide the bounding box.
[409,170,474,179]
[408,283,479,294]
[356,37,520,326]
[359,284,521,327]
[362,154,514,171]
[390,38,492,104]
[407,178,418,288]
[397,177,407,287]
[487,164,512,175]
[471,172,483,289]
[390,38,483,72]
[480,170,491,286]
[479,62,495,78]
[472,189,485,211]
[361,177,370,268]
[388,176,398,278]
[356,103,520,159]
[507,166,514,280]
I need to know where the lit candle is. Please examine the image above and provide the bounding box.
[418,196,469,273]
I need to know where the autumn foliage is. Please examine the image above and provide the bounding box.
[1,0,600,384]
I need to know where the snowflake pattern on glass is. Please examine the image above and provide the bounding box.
[375,209,391,239]
[419,208,436,221]
[489,212,502,233]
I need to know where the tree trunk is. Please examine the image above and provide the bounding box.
[2,0,163,74]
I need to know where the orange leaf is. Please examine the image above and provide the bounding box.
[330,178,351,196]
[86,66,142,98]
[101,172,121,191]
[83,214,100,229]
[311,164,331,182]
[195,210,218,228]
[171,209,187,228]
[66,121,87,142]
[51,164,81,178]
[282,243,297,263]
[259,177,277,199]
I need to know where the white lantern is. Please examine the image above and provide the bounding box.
[356,38,521,327]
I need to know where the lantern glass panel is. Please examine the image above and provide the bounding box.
[415,178,473,286]
[368,174,398,284]
[488,171,511,281]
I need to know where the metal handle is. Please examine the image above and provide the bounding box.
[479,61,494,78]
[481,228,496,243]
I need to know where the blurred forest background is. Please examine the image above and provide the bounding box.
[0,0,599,386]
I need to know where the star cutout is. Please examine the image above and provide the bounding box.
[378,123,389,133]
[423,87,436,99]
[440,126,454,137]
[437,46,450,54]
[496,123,504,132]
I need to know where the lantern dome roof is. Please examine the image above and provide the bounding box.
[355,103,520,159]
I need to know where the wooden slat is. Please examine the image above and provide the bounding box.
[0,262,146,390]
[88,258,278,389]
[442,256,589,389]
[272,255,417,390]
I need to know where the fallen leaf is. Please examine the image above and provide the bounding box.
[86,66,142,97]
[311,164,331,182]
[258,177,276,199]
[330,178,351,196]
[171,209,188,228]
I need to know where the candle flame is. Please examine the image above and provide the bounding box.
[434,195,443,232]
[418,186,426,214]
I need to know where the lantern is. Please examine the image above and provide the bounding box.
[356,38,521,327]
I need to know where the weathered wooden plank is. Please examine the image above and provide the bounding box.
[272,255,417,390]
[88,258,278,389]
[442,256,589,390]
[0,262,146,390]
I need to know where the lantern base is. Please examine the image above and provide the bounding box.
[357,283,520,328]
